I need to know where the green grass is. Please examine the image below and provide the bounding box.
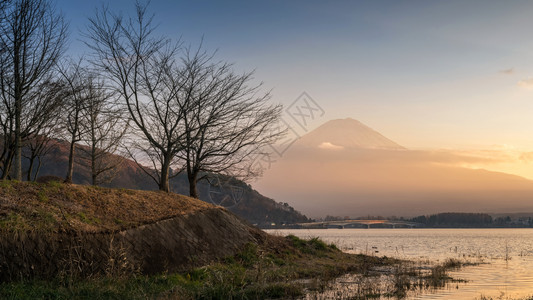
[0,236,342,299]
[0,236,468,299]
[0,180,15,194]
[286,234,330,255]
[0,276,187,300]
[37,190,49,202]
[0,240,307,299]
[77,212,101,225]
[0,213,27,231]
[46,180,63,190]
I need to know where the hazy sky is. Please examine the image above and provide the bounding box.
[58,0,533,176]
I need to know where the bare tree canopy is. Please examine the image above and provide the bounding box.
[58,59,90,184]
[85,3,184,192]
[85,3,284,194]
[77,76,128,186]
[0,0,68,180]
[21,80,66,181]
[22,116,61,181]
[175,48,284,198]
[0,79,66,179]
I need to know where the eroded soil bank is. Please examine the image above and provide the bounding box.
[0,181,265,281]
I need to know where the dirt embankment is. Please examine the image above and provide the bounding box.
[0,181,266,282]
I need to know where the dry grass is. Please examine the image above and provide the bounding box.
[0,233,470,299]
[0,180,213,233]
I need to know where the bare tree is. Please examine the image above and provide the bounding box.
[22,81,65,181]
[78,76,128,186]
[0,1,13,178]
[22,122,60,181]
[0,0,67,180]
[85,3,184,192]
[58,60,88,184]
[174,49,284,198]
[0,78,65,179]
[0,80,15,178]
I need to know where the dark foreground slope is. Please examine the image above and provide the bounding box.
[0,181,468,299]
[0,181,266,281]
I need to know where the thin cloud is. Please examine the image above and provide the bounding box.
[519,152,533,163]
[318,142,344,150]
[499,68,514,75]
[420,149,509,165]
[517,78,533,88]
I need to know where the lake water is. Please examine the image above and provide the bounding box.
[266,228,533,299]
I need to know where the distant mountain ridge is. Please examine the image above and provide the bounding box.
[295,118,404,150]
[256,118,533,218]
[25,139,309,226]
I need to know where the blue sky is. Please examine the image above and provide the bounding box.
[57,0,533,154]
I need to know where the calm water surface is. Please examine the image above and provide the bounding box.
[266,228,533,299]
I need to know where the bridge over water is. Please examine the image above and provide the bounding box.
[298,220,423,229]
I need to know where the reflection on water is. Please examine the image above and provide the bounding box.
[266,228,533,299]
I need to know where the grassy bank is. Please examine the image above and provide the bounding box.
[0,181,468,298]
[0,235,467,299]
[0,180,211,233]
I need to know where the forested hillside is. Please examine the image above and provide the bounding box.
[23,139,309,226]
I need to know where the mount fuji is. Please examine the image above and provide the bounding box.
[255,118,533,217]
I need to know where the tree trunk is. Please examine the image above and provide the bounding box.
[188,171,199,199]
[14,96,22,181]
[33,158,42,181]
[26,155,35,181]
[13,34,22,181]
[1,150,14,180]
[91,143,96,185]
[158,155,171,192]
[14,135,21,180]
[65,139,76,183]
